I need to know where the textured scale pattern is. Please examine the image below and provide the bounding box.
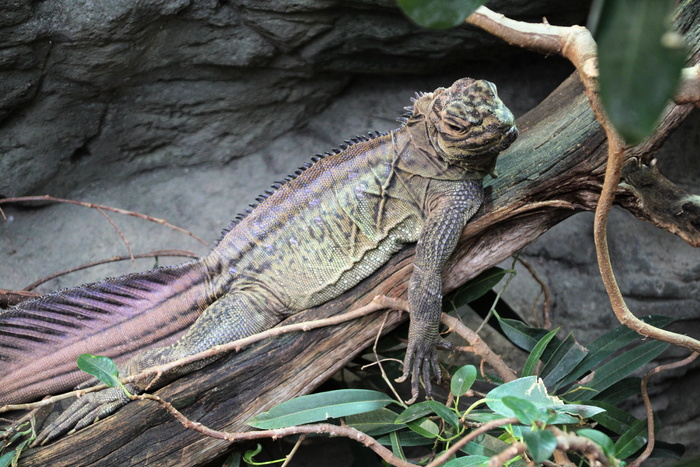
[0,78,517,445]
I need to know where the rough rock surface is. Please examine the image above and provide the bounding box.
[1,0,698,464]
[0,0,589,198]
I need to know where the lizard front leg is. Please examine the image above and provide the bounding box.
[398,179,484,402]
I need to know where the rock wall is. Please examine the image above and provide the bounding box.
[0,0,588,198]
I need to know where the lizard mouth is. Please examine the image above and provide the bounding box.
[461,125,518,155]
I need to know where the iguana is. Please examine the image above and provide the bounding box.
[0,78,517,444]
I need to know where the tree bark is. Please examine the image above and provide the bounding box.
[18,8,700,465]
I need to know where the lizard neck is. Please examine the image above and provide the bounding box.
[393,119,491,181]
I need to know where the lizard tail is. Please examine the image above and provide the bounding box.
[0,260,212,406]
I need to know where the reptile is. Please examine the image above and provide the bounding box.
[0,77,517,444]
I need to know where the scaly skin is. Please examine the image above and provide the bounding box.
[1,78,517,445]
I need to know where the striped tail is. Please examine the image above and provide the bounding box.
[0,260,212,406]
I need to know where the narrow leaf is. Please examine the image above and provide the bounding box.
[495,316,552,352]
[451,364,477,397]
[614,418,649,459]
[0,451,15,467]
[592,377,643,405]
[502,396,543,425]
[577,428,616,457]
[246,389,394,429]
[523,430,557,462]
[522,328,559,377]
[407,417,440,438]
[76,354,120,388]
[446,267,507,309]
[394,401,434,424]
[558,315,674,388]
[389,430,407,461]
[576,340,669,400]
[539,333,587,388]
[346,408,404,436]
[585,400,639,434]
[397,0,487,30]
[378,430,434,447]
[427,400,460,429]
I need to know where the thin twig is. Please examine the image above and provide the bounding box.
[425,417,519,467]
[22,250,199,291]
[0,289,41,309]
[488,442,527,467]
[94,206,133,263]
[368,312,408,407]
[516,257,552,329]
[441,313,517,383]
[130,393,415,467]
[281,434,305,467]
[0,195,209,246]
[628,351,700,467]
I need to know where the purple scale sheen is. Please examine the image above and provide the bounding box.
[0,260,211,406]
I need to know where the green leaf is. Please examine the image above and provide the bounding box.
[246,389,394,429]
[443,455,490,467]
[592,377,642,405]
[76,354,121,388]
[427,400,460,429]
[502,397,543,425]
[593,0,687,145]
[0,451,15,467]
[523,430,557,462]
[346,408,404,436]
[394,401,434,424]
[522,328,559,377]
[486,376,560,417]
[495,316,552,353]
[486,377,604,425]
[377,430,434,447]
[242,444,263,464]
[461,433,512,456]
[547,404,605,420]
[389,430,406,461]
[446,267,508,309]
[614,417,649,459]
[557,316,674,388]
[451,365,478,397]
[539,333,587,388]
[576,340,669,400]
[577,428,616,457]
[396,0,486,30]
[585,400,639,434]
[407,417,440,438]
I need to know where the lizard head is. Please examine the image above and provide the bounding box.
[413,78,518,176]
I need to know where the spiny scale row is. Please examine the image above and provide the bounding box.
[215,130,387,245]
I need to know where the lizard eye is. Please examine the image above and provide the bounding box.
[446,122,465,133]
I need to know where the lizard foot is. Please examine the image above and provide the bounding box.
[396,337,453,404]
[33,384,136,446]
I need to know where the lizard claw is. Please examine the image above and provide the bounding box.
[33,384,136,446]
[396,337,453,404]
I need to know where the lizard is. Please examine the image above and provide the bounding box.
[0,77,517,444]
